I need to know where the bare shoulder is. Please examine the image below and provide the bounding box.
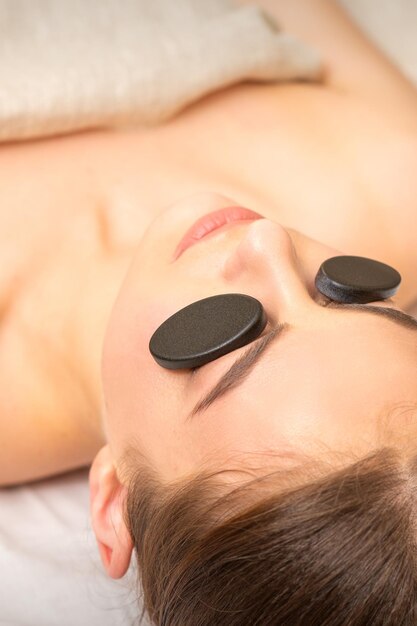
[0,207,109,486]
[233,0,417,111]
[0,144,114,485]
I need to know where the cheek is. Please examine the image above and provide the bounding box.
[101,291,187,449]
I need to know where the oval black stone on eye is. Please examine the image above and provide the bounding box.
[149,293,267,370]
[315,255,401,304]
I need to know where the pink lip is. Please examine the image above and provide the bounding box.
[172,205,264,261]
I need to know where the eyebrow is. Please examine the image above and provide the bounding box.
[186,302,417,421]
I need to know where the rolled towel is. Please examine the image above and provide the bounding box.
[0,0,322,143]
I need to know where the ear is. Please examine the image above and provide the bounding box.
[89,444,134,579]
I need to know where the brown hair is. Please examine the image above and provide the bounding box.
[121,445,417,625]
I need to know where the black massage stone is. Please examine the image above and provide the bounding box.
[149,293,267,370]
[315,255,401,304]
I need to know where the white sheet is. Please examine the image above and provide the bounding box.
[0,2,416,625]
[0,468,144,625]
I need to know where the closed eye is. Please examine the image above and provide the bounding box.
[189,295,399,374]
[189,320,272,377]
[186,296,417,420]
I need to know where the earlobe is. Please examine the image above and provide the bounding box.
[89,445,134,579]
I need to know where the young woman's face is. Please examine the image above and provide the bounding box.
[101,192,417,482]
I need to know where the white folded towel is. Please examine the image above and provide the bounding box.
[0,0,322,142]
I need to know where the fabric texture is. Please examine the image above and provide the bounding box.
[0,468,144,625]
[0,0,322,143]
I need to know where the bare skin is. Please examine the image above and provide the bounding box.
[1,0,417,492]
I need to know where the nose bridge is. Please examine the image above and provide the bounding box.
[225,219,315,318]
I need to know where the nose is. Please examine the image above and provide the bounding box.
[222,219,316,321]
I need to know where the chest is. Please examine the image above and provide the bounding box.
[1,82,416,307]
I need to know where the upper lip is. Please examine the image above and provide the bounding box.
[171,205,264,261]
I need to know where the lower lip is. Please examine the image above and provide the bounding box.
[172,205,264,261]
